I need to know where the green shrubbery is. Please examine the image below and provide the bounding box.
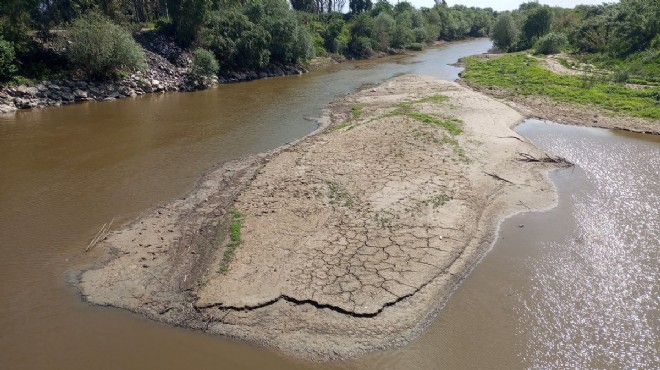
[534,32,567,55]
[0,37,16,82]
[67,13,146,78]
[188,48,219,81]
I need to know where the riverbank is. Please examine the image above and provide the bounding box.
[459,53,660,135]
[0,31,307,114]
[77,74,562,360]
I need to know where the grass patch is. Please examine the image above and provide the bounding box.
[462,53,660,120]
[219,210,243,274]
[418,94,449,104]
[386,102,463,136]
[327,182,354,207]
[423,194,451,208]
[350,104,364,119]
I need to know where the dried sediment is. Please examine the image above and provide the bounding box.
[78,74,559,360]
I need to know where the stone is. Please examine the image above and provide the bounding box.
[73,89,88,100]
[60,92,74,101]
[0,104,17,113]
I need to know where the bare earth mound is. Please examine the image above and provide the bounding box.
[79,75,559,360]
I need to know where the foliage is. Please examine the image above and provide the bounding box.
[462,54,660,119]
[188,48,219,80]
[67,13,146,77]
[0,37,17,81]
[490,13,518,51]
[167,0,210,46]
[534,32,567,55]
[522,6,553,46]
[202,10,271,69]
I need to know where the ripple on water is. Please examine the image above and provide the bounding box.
[515,121,659,369]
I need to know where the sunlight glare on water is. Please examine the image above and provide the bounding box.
[516,120,659,369]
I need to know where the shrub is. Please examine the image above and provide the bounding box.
[490,13,518,51]
[202,10,271,70]
[0,37,17,81]
[406,42,424,51]
[534,32,567,55]
[348,36,375,58]
[188,48,219,80]
[67,13,146,78]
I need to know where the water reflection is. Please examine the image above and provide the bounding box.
[516,120,659,369]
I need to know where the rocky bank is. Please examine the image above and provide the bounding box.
[0,31,308,114]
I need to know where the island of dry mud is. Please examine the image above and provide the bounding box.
[78,74,562,360]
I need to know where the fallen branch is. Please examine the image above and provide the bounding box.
[85,218,114,252]
[516,152,573,167]
[497,135,524,142]
[483,171,514,184]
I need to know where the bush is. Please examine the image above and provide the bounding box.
[67,13,146,78]
[0,37,17,81]
[188,48,219,80]
[202,10,271,70]
[406,42,424,51]
[490,13,518,51]
[534,32,567,55]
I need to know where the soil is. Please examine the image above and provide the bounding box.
[77,74,560,360]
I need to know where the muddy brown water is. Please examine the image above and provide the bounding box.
[1,38,657,368]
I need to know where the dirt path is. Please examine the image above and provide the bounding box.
[78,74,560,360]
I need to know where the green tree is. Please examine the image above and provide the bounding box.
[0,36,17,82]
[522,6,552,44]
[202,10,271,69]
[67,12,146,78]
[490,13,518,51]
[167,0,210,46]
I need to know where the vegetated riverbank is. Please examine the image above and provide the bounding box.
[459,53,660,135]
[0,31,308,114]
[77,74,564,360]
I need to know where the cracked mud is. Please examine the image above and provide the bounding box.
[78,75,559,360]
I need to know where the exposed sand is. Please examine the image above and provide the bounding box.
[78,74,560,360]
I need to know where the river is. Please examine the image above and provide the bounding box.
[1,38,658,369]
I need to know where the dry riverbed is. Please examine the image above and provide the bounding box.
[78,74,561,360]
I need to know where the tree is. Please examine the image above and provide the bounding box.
[67,12,146,78]
[166,0,210,46]
[349,0,372,14]
[202,10,271,69]
[522,6,552,44]
[490,13,518,51]
[0,36,17,81]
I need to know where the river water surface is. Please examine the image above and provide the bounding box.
[1,39,658,369]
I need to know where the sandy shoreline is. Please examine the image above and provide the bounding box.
[77,74,561,360]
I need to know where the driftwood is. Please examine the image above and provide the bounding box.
[85,218,114,252]
[516,152,573,167]
[483,171,515,184]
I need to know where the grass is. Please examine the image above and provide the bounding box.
[386,101,463,136]
[327,182,354,207]
[219,210,243,274]
[424,194,451,208]
[461,53,660,120]
[418,94,449,104]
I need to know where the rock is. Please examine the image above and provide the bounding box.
[151,79,160,86]
[16,85,39,97]
[0,104,17,113]
[60,92,74,101]
[73,89,88,100]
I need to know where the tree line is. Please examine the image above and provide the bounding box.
[489,0,658,78]
[0,1,499,83]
